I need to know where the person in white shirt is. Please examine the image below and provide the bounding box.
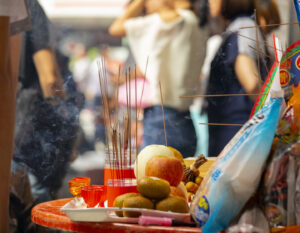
[0,1,29,232]
[109,0,204,157]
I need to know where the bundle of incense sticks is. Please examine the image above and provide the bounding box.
[97,59,146,185]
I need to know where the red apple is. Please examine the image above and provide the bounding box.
[145,156,184,186]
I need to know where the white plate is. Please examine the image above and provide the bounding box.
[61,199,191,223]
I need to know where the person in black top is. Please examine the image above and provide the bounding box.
[18,0,65,98]
[206,0,269,157]
[13,0,80,204]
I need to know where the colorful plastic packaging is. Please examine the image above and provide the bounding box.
[263,140,300,227]
[190,98,282,233]
[280,40,300,102]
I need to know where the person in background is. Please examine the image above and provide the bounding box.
[13,0,67,199]
[189,0,225,156]
[0,0,30,232]
[206,0,269,157]
[256,0,281,64]
[12,0,81,213]
[72,43,92,96]
[18,0,66,99]
[109,0,204,158]
[256,0,280,37]
[11,1,80,232]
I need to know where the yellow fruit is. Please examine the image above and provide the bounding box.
[185,181,199,193]
[195,176,203,185]
[185,181,194,191]
[168,146,184,164]
[137,176,170,200]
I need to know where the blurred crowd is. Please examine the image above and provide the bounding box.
[0,0,286,232]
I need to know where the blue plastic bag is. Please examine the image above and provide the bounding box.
[191,98,282,233]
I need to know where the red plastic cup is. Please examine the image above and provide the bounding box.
[81,185,106,208]
[106,179,138,207]
[68,177,91,197]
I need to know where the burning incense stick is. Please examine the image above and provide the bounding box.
[112,129,119,180]
[97,59,114,181]
[128,68,132,172]
[97,61,143,184]
[180,93,262,98]
[227,30,284,52]
[134,66,138,167]
[248,45,271,58]
[240,22,300,29]
[159,81,168,146]
[123,114,129,159]
[136,58,149,180]
[199,123,244,126]
[138,57,149,118]
[118,132,123,180]
[115,66,121,128]
[248,45,270,75]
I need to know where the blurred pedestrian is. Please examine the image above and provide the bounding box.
[206,0,269,156]
[13,0,79,209]
[109,0,205,157]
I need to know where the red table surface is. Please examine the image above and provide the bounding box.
[31,198,202,233]
[31,198,300,233]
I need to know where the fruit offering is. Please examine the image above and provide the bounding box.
[156,196,189,213]
[168,146,185,166]
[123,195,154,217]
[169,186,186,199]
[182,155,207,202]
[113,176,189,217]
[145,156,184,186]
[137,176,170,199]
[113,193,140,217]
[134,145,174,179]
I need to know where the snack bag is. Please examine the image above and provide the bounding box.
[190,98,282,233]
[276,105,298,144]
[280,40,300,102]
[263,146,290,227]
[263,140,300,227]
